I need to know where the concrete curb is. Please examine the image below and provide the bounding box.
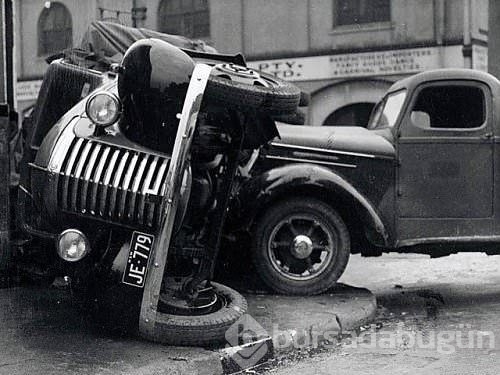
[218,285,377,374]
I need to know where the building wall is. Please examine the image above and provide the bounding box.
[14,0,490,125]
[210,0,485,58]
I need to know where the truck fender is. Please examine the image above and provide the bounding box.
[236,163,389,246]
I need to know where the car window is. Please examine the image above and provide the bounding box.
[368,90,407,129]
[411,85,485,129]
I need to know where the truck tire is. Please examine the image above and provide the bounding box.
[153,282,248,346]
[252,197,350,295]
[205,64,300,115]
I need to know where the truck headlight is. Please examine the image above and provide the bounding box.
[57,229,90,262]
[85,92,121,127]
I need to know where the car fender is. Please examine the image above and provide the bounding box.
[236,163,389,246]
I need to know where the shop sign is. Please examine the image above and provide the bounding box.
[249,46,462,81]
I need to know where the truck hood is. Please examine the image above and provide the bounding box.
[273,124,395,159]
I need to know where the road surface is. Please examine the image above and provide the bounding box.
[267,252,500,375]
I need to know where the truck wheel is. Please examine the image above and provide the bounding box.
[252,197,350,295]
[152,281,248,346]
[205,63,300,115]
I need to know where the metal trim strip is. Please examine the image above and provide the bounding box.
[269,142,380,159]
[265,154,357,168]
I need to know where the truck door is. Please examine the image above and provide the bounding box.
[397,81,494,243]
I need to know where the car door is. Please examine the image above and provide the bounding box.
[397,80,494,243]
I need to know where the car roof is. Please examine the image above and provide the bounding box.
[387,68,500,94]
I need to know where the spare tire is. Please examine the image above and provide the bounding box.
[205,63,301,116]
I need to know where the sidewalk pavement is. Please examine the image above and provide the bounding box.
[0,283,376,375]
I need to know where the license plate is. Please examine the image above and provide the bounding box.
[122,231,155,288]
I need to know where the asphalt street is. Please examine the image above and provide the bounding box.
[268,251,500,375]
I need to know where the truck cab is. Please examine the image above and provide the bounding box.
[374,69,499,247]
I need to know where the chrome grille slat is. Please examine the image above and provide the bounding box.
[61,138,85,210]
[147,159,168,226]
[99,149,121,216]
[108,151,130,218]
[118,153,139,219]
[70,142,92,211]
[137,156,159,225]
[128,154,150,220]
[80,143,102,211]
[89,147,111,215]
[70,141,93,211]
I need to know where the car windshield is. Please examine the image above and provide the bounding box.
[368,89,407,129]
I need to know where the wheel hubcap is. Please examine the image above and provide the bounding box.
[291,235,313,259]
[158,278,225,316]
[267,215,336,281]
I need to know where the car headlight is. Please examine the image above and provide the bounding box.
[85,91,121,127]
[57,229,91,262]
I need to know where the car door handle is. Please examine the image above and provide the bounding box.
[481,132,493,140]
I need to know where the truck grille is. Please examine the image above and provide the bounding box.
[57,138,170,228]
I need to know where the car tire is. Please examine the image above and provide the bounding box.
[252,197,350,295]
[153,282,248,346]
[205,64,300,115]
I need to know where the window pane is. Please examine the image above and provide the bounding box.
[335,0,390,26]
[412,86,485,129]
[38,2,72,55]
[373,90,406,129]
[158,0,210,38]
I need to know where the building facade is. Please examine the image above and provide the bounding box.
[15,0,489,126]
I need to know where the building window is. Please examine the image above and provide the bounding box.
[158,0,210,39]
[334,0,391,26]
[38,2,73,56]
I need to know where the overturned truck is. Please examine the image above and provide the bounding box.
[9,22,302,345]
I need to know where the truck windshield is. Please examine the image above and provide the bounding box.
[368,89,407,129]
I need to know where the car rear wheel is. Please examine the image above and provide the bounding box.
[252,197,350,295]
